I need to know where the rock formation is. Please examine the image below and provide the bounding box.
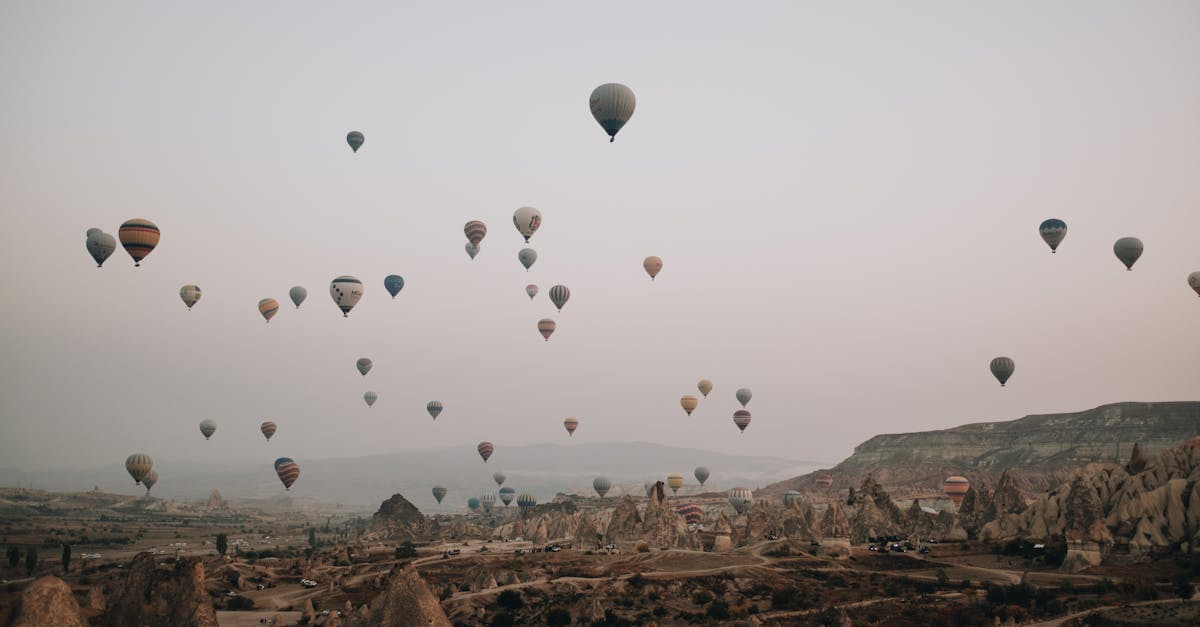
[204,489,226,510]
[8,576,87,627]
[345,565,451,627]
[820,501,851,538]
[106,552,218,627]
[602,482,699,549]
[370,493,431,541]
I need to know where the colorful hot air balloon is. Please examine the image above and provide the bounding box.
[142,469,158,494]
[198,419,216,440]
[432,485,448,504]
[537,318,556,341]
[275,457,300,490]
[467,497,481,511]
[736,388,752,407]
[733,410,752,433]
[990,357,1014,387]
[465,242,479,260]
[125,453,153,485]
[783,491,803,508]
[517,493,537,509]
[694,466,710,486]
[464,221,487,248]
[493,471,507,487]
[518,248,537,271]
[943,475,970,506]
[427,401,443,420]
[727,487,754,515]
[815,472,834,489]
[1189,272,1200,297]
[86,230,116,267]
[480,492,496,510]
[1114,237,1144,271]
[526,284,538,300]
[643,256,663,280]
[593,476,612,498]
[364,391,377,407]
[498,486,516,506]
[1039,219,1067,253]
[260,421,277,441]
[330,276,364,317]
[384,275,405,298]
[477,441,494,463]
[563,417,579,437]
[667,473,684,495]
[697,380,712,398]
[346,131,364,153]
[513,206,542,243]
[548,285,570,311]
[680,395,699,416]
[589,83,636,142]
[289,286,307,308]
[356,358,372,376]
[118,219,160,266]
[676,503,702,525]
[179,285,201,310]
[258,298,279,323]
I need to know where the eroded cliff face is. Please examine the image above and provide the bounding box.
[106,552,218,627]
[345,565,451,627]
[369,493,430,541]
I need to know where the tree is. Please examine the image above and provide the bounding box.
[7,546,19,569]
[61,543,71,573]
[545,608,571,626]
[25,547,38,576]
[308,528,317,549]
[496,589,523,611]
[216,533,228,556]
[395,542,416,559]
[1174,573,1193,603]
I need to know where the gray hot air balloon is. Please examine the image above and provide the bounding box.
[1038,219,1067,253]
[384,275,405,298]
[518,248,537,271]
[427,401,443,420]
[990,357,1014,387]
[498,486,516,506]
[1189,271,1200,298]
[513,206,542,243]
[86,228,101,238]
[199,419,216,440]
[593,477,612,498]
[548,285,570,311]
[1114,237,1144,271]
[694,466,710,486]
[86,230,117,267]
[142,469,158,494]
[432,485,448,504]
[589,83,636,142]
[364,391,377,407]
[493,471,507,486]
[727,487,754,515]
[346,131,364,153]
[179,285,201,310]
[356,358,372,377]
[465,242,479,259]
[735,388,752,408]
[289,286,307,308]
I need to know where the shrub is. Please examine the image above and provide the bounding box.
[546,608,571,626]
[706,600,730,619]
[496,589,523,610]
[395,542,416,558]
[691,590,713,605]
[488,612,515,627]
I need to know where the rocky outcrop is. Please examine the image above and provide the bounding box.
[847,476,905,543]
[820,501,851,538]
[601,483,699,549]
[9,576,87,627]
[106,552,218,627]
[370,494,430,541]
[346,565,451,627]
[204,489,226,510]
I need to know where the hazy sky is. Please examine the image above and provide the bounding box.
[1,2,1198,476]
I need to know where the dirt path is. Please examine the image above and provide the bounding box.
[216,610,302,627]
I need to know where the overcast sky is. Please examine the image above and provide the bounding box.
[1,2,1197,477]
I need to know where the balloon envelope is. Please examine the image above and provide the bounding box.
[118,219,160,266]
[179,285,201,310]
[356,358,372,376]
[384,275,405,298]
[727,487,754,515]
[643,256,663,280]
[517,493,537,508]
[464,221,487,247]
[275,458,300,490]
[733,410,752,433]
[125,453,153,484]
[513,206,542,243]
[142,470,158,493]
[563,417,579,437]
[493,472,507,487]
[467,497,481,510]
[990,357,1014,387]
[498,486,515,505]
[258,299,279,323]
[815,472,834,489]
[364,391,377,407]
[1189,272,1200,297]
[593,476,612,498]
[735,388,752,407]
[537,318,556,341]
[518,248,538,271]
[289,286,307,308]
[526,284,538,300]
[330,276,364,317]
[199,419,216,440]
[346,131,364,153]
[86,231,116,267]
[477,441,494,463]
[548,285,570,311]
[1114,237,1144,270]
[943,476,970,505]
[667,473,684,495]
[783,491,803,508]
[427,401,443,420]
[680,395,698,416]
[1039,219,1067,252]
[589,83,636,141]
[261,421,277,441]
[432,486,448,504]
[465,242,479,259]
[697,380,712,398]
[694,466,710,486]
[480,492,496,510]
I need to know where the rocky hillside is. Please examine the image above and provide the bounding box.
[763,401,1200,498]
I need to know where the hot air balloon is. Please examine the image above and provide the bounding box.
[464,221,487,248]
[733,410,752,433]
[517,493,537,509]
[363,391,378,407]
[667,473,684,495]
[589,83,636,142]
[356,358,372,376]
[274,457,300,490]
[346,131,364,153]
[694,466,710,486]
[1189,272,1200,297]
[537,319,556,341]
[261,421,277,441]
[199,419,216,440]
[289,286,307,308]
[563,417,579,437]
[179,285,201,310]
[697,380,712,398]
[518,248,537,271]
[125,454,153,485]
[943,475,970,506]
[480,492,496,510]
[526,284,538,300]
[783,491,803,508]
[990,357,1014,387]
[493,471,507,487]
[643,256,663,280]
[512,206,542,243]
[815,472,834,489]
[1114,237,1144,271]
[498,486,516,506]
[676,503,702,525]
[593,476,612,498]
[727,487,754,515]
[736,388,752,407]
[118,219,160,266]
[86,230,116,267]
[467,497,481,511]
[142,470,158,494]
[548,285,570,311]
[680,395,699,416]
[465,242,479,259]
[384,275,405,298]
[432,486,448,504]
[1039,219,1067,253]
[477,441,494,463]
[86,227,100,238]
[258,298,279,323]
[330,276,364,317]
[427,401,443,420]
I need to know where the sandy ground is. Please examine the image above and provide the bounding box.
[216,610,302,627]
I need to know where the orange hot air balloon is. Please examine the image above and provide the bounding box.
[258,298,279,323]
[943,475,970,506]
[643,256,663,280]
[680,395,698,416]
[118,219,160,266]
[537,318,556,341]
[563,417,579,437]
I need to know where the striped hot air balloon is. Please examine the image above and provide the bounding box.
[274,457,300,490]
[727,487,754,515]
[289,286,307,308]
[589,83,636,142]
[498,486,516,506]
[943,476,970,506]
[179,285,201,310]
[676,503,703,525]
[356,358,372,376]
[493,471,507,487]
[513,206,542,243]
[432,485,448,504]
[364,391,377,407]
[258,298,279,323]
[427,401,443,420]
[480,492,496,510]
[680,395,699,416]
[815,472,834,489]
[783,491,803,508]
[990,357,1014,387]
[563,417,579,437]
[118,219,160,266]
[548,285,570,312]
[593,476,612,498]
[517,493,537,509]
[198,419,216,440]
[667,473,684,495]
[643,256,663,280]
[537,319,556,341]
[477,441,494,463]
[694,466,710,486]
[464,221,487,248]
[733,410,752,433]
[260,421,277,441]
[1038,219,1067,253]
[330,275,364,317]
[142,469,158,494]
[125,454,153,485]
[526,284,538,300]
[86,230,116,267]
